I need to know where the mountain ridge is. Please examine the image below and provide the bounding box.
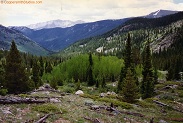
[26,19,85,30]
[12,19,130,51]
[8,10,181,52]
[56,11,183,57]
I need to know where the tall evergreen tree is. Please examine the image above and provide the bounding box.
[32,60,41,88]
[0,62,5,89]
[118,67,125,92]
[124,33,133,70]
[45,62,52,73]
[141,40,154,99]
[5,41,29,94]
[118,33,138,92]
[101,76,106,88]
[122,68,138,103]
[39,56,44,76]
[87,53,94,86]
[154,67,158,84]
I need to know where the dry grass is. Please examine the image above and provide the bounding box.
[0,81,183,123]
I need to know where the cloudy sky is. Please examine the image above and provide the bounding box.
[0,0,183,26]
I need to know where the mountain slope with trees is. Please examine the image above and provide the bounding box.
[0,25,50,56]
[56,12,183,80]
[12,19,129,51]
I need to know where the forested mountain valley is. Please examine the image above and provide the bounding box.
[0,10,183,123]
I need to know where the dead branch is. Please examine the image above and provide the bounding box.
[89,105,144,117]
[83,117,102,123]
[153,100,169,107]
[34,112,62,123]
[153,100,183,113]
[35,114,50,123]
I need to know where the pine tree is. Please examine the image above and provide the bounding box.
[141,40,154,99]
[0,62,7,95]
[32,60,41,88]
[95,78,99,88]
[45,62,52,73]
[101,77,106,88]
[89,53,93,66]
[124,33,133,71]
[39,56,44,76]
[117,67,125,92]
[0,62,5,88]
[88,65,94,86]
[122,68,138,103]
[154,67,158,84]
[5,41,30,94]
[87,53,94,86]
[118,33,138,92]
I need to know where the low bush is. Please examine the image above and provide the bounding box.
[97,98,133,109]
[80,94,99,100]
[136,100,156,108]
[32,104,62,113]
[159,93,174,101]
[19,94,29,98]
[59,86,75,93]
[0,89,8,96]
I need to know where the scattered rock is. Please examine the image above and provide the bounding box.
[50,98,61,103]
[100,93,106,97]
[85,100,94,106]
[90,105,100,110]
[107,92,111,95]
[100,92,117,97]
[159,120,168,123]
[75,90,84,95]
[162,84,178,90]
[112,110,120,115]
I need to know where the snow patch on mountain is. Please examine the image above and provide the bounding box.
[153,10,160,16]
[145,10,179,18]
[26,20,85,30]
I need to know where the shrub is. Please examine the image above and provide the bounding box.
[80,94,99,100]
[32,104,61,113]
[50,80,58,90]
[136,100,156,108]
[159,93,174,101]
[97,98,133,109]
[19,94,29,98]
[60,86,75,93]
[0,89,8,96]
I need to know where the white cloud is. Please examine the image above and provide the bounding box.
[0,0,183,26]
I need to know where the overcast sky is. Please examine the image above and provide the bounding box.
[0,0,183,26]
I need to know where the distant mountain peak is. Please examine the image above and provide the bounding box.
[26,20,86,30]
[145,9,179,18]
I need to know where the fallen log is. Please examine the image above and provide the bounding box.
[90,105,144,117]
[153,100,183,113]
[120,110,144,117]
[153,100,169,107]
[35,114,50,123]
[0,97,47,104]
[83,117,102,123]
[165,118,183,122]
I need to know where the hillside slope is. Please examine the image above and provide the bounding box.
[12,19,129,51]
[0,25,50,56]
[56,12,183,57]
